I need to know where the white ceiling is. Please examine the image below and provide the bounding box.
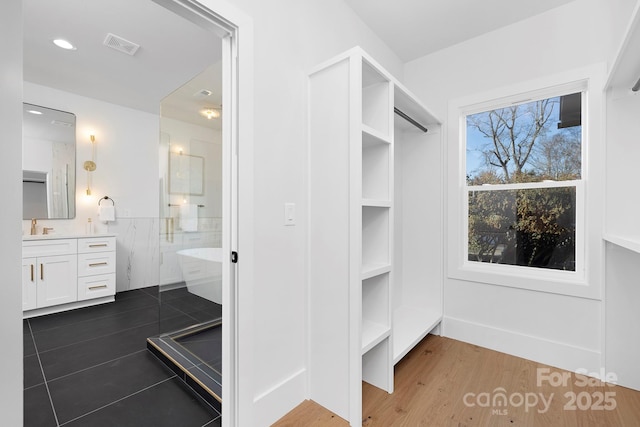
[23,0,577,123]
[344,0,578,62]
[23,0,222,127]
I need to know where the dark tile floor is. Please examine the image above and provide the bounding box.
[23,287,221,427]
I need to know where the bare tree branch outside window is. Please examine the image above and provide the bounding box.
[466,93,581,271]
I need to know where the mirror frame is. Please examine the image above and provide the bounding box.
[22,103,76,220]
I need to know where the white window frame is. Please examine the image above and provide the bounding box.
[447,64,605,300]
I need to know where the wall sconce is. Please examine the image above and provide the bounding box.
[83,134,97,195]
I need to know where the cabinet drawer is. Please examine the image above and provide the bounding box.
[23,239,77,257]
[78,252,116,276]
[77,274,115,301]
[78,236,116,253]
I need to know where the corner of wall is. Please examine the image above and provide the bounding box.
[0,1,24,425]
[251,368,307,426]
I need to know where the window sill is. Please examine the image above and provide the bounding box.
[448,261,601,300]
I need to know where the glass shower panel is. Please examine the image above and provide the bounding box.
[152,62,224,406]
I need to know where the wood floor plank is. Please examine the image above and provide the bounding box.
[273,335,640,426]
[271,400,347,427]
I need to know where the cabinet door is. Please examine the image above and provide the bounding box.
[22,257,37,311]
[36,254,78,308]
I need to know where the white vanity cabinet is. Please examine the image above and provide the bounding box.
[22,258,37,311]
[77,236,116,301]
[22,235,116,317]
[22,239,78,310]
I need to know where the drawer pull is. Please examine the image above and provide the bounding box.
[89,262,109,267]
[40,264,44,280]
[89,284,108,290]
[30,264,34,282]
[89,244,108,248]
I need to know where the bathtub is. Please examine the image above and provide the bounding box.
[176,247,223,305]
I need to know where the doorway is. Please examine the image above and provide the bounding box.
[149,0,240,423]
[21,0,243,424]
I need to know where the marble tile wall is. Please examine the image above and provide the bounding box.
[108,218,160,293]
[108,217,222,293]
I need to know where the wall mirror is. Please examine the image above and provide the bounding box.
[22,103,76,219]
[168,152,205,195]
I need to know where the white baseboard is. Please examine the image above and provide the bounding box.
[23,296,115,319]
[443,316,602,374]
[252,368,307,426]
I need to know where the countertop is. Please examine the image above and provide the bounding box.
[22,233,117,241]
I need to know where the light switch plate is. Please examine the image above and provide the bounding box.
[284,203,295,226]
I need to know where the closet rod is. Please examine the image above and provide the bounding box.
[394,107,428,133]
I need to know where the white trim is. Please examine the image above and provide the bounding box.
[459,79,588,117]
[23,296,114,319]
[447,63,606,300]
[463,181,586,286]
[467,180,581,192]
[443,316,603,374]
[252,368,307,427]
[153,1,254,425]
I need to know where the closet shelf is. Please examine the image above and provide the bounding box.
[392,305,442,365]
[362,321,390,355]
[394,81,440,130]
[603,234,640,254]
[362,199,391,208]
[362,125,392,146]
[362,263,391,280]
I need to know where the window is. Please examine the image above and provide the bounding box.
[465,92,582,272]
[446,65,608,298]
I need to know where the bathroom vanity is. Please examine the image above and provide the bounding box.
[22,234,116,318]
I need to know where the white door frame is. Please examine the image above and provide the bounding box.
[153,1,253,425]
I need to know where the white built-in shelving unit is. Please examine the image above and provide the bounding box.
[604,3,640,255]
[308,47,442,426]
[603,3,640,392]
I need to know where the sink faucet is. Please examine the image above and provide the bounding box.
[30,219,37,235]
[43,227,54,235]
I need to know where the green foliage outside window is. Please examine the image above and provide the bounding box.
[466,93,581,271]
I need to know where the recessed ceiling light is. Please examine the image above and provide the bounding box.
[53,39,76,50]
[201,108,221,120]
[27,109,43,115]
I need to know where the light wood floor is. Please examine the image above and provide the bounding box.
[273,335,640,426]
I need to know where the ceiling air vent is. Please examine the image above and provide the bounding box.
[103,33,140,56]
[192,89,213,99]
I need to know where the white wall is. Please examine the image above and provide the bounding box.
[404,0,637,377]
[0,0,23,424]
[23,82,159,227]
